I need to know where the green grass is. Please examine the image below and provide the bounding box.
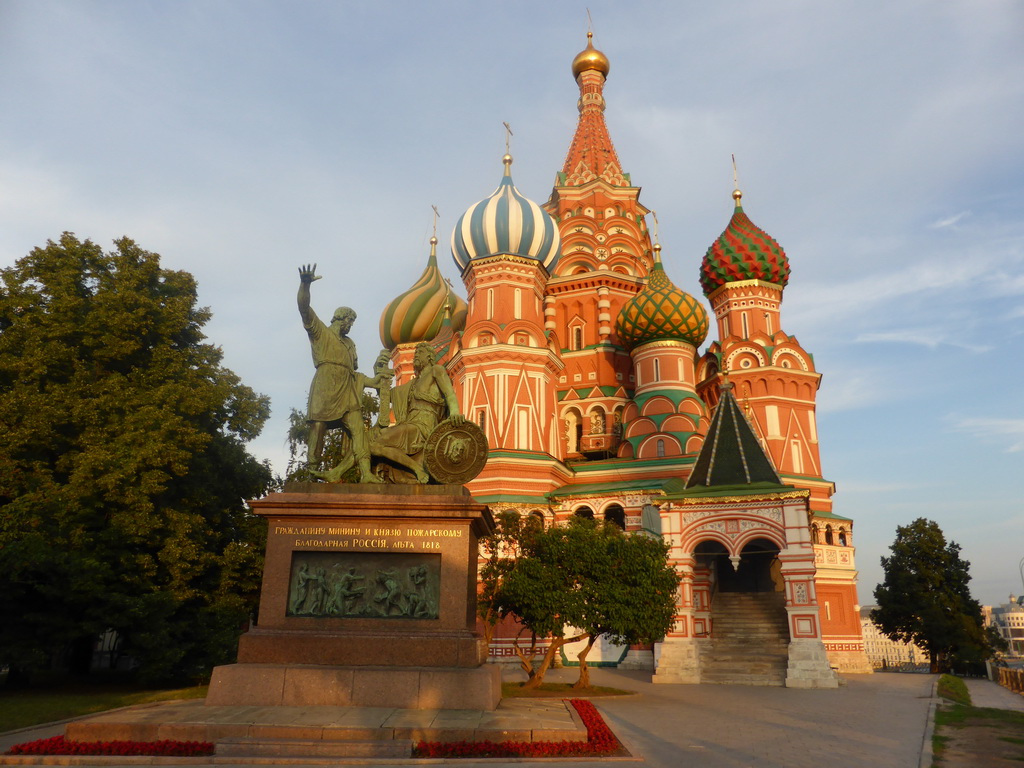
[0,682,207,733]
[501,681,633,698]
[936,674,971,705]
[933,702,1024,764]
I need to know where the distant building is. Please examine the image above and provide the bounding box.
[859,606,928,669]
[985,595,1024,656]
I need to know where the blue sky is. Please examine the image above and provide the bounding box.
[2,0,1022,606]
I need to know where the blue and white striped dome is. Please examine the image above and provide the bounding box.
[451,154,561,274]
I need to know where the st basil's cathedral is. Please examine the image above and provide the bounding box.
[378,34,870,686]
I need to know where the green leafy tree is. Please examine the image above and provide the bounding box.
[491,516,678,689]
[0,233,273,684]
[477,510,542,673]
[872,518,993,674]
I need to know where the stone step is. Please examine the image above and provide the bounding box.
[216,739,413,759]
[701,672,786,686]
[702,651,788,663]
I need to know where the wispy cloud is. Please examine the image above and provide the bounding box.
[952,417,1024,453]
[855,329,991,353]
[930,211,972,229]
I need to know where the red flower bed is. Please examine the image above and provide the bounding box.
[413,699,622,758]
[6,735,214,757]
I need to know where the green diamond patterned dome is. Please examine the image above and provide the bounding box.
[616,247,709,350]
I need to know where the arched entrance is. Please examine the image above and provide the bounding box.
[693,538,782,593]
[692,536,790,685]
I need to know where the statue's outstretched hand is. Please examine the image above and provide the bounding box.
[449,414,468,426]
[299,264,322,284]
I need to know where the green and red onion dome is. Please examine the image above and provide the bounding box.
[616,244,709,350]
[379,236,468,350]
[700,189,790,295]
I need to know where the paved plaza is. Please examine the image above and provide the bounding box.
[2,668,1022,767]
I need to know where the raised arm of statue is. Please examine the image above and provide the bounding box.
[297,264,321,326]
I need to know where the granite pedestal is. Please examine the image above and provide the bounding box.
[207,483,500,711]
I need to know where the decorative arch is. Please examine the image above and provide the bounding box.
[603,503,626,529]
[637,434,681,459]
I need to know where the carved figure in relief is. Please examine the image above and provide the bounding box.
[289,563,311,614]
[327,566,366,616]
[405,565,435,618]
[374,568,406,616]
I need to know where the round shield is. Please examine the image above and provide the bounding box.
[423,417,488,485]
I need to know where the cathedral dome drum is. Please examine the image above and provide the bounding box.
[616,244,709,350]
[379,236,468,350]
[451,154,561,274]
[700,190,790,295]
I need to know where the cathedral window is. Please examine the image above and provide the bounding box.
[825,525,834,545]
[514,288,522,319]
[477,409,487,435]
[838,528,848,547]
[656,439,665,457]
[604,504,626,530]
[571,325,584,351]
[487,289,494,318]
[653,358,661,381]
[741,312,749,338]
[791,440,803,473]
[574,506,594,519]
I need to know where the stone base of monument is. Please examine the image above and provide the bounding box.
[206,483,500,711]
[207,662,500,710]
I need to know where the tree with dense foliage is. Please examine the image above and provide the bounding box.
[0,233,273,684]
[488,515,678,689]
[477,510,541,657]
[872,518,993,673]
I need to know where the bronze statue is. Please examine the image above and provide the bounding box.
[297,264,382,483]
[298,268,486,485]
[369,342,465,482]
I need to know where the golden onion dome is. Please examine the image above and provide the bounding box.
[571,31,610,79]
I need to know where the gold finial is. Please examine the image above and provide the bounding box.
[651,210,660,247]
[443,279,454,318]
[431,205,440,240]
[731,154,743,206]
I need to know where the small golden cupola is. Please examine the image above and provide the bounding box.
[571,30,610,79]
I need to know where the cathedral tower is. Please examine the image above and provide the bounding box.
[449,154,569,504]
[544,33,655,461]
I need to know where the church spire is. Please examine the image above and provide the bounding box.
[560,32,627,187]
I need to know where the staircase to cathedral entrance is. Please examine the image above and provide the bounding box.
[700,592,790,686]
